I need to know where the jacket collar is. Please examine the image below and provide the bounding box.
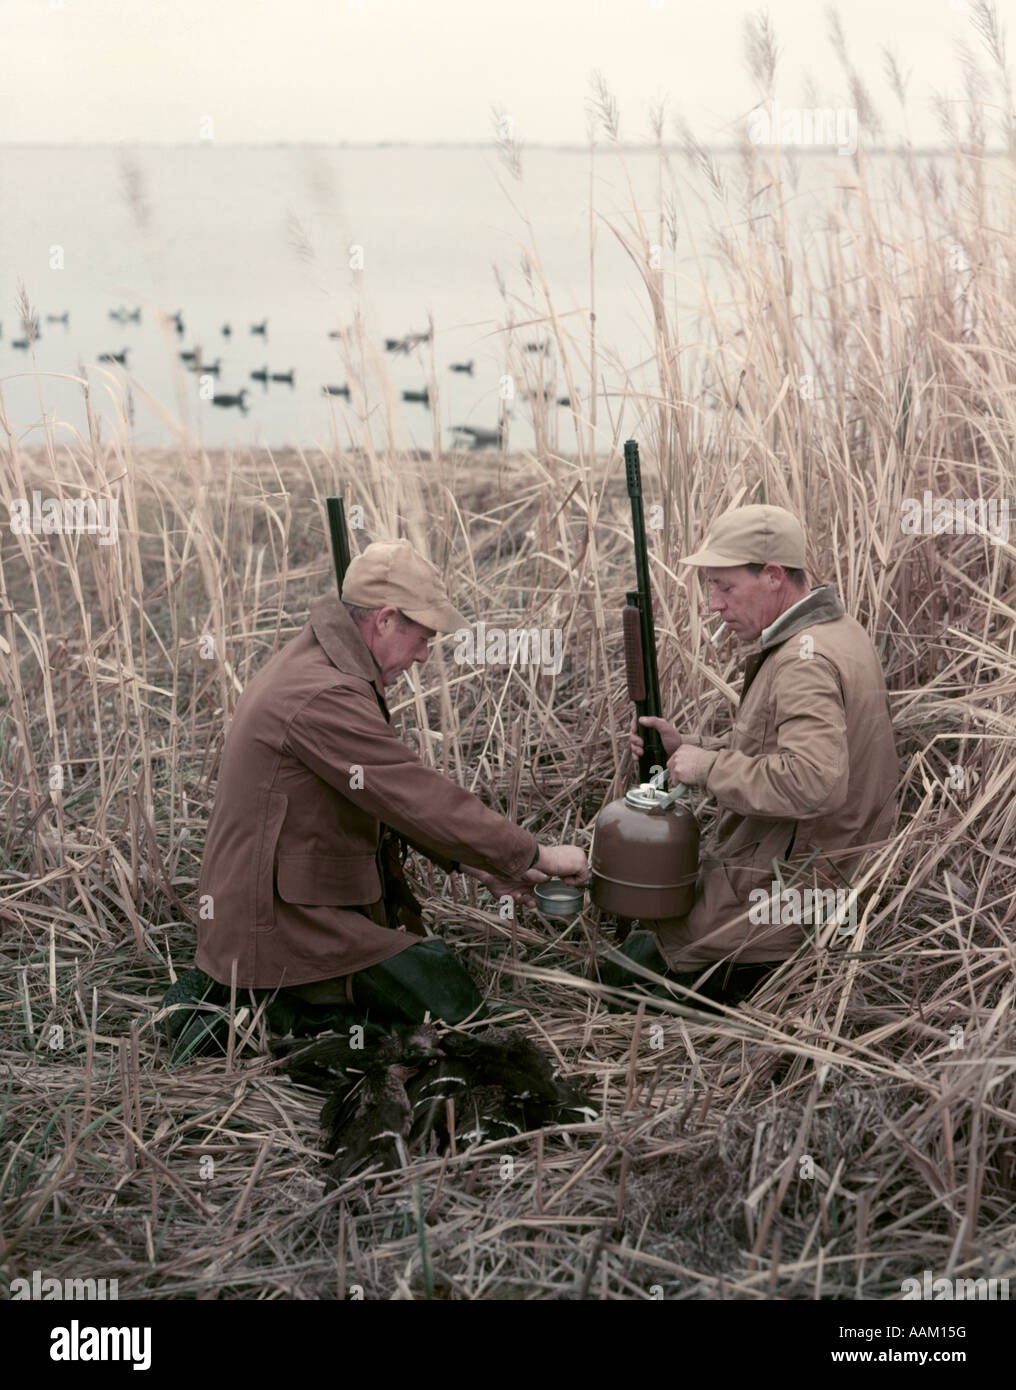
[309,595,388,705]
[758,584,845,651]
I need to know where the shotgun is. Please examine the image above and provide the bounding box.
[326,496,352,593]
[623,439,668,783]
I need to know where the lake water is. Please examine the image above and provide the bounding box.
[0,143,958,453]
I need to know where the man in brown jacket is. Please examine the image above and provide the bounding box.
[613,504,898,1003]
[164,539,586,1050]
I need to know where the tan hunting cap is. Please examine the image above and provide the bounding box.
[341,539,467,633]
[681,504,806,569]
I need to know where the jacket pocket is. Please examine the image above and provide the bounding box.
[252,787,289,930]
[732,705,768,755]
[276,854,382,907]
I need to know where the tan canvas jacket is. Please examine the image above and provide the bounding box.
[196,597,538,987]
[655,585,899,967]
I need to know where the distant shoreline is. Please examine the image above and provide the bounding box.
[0,140,996,156]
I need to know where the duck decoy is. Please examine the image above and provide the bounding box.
[99,349,129,365]
[524,341,547,353]
[250,320,268,337]
[327,329,345,339]
[11,338,30,350]
[449,361,474,374]
[251,366,269,383]
[179,349,197,363]
[195,358,222,375]
[211,389,249,412]
[270,369,294,385]
[46,312,69,325]
[401,387,429,405]
[163,310,184,335]
[322,383,351,398]
[125,307,141,324]
[451,423,505,450]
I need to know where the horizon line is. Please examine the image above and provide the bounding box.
[0,139,999,156]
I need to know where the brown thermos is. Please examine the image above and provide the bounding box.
[590,781,700,919]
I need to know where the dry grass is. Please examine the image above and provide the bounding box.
[3,19,1016,1299]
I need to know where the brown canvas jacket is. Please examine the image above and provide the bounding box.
[196,597,538,987]
[655,585,899,967]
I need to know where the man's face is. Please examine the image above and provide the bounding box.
[704,565,790,643]
[369,607,436,686]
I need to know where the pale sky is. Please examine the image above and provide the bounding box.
[0,0,1005,147]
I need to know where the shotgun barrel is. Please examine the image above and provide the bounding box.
[326,496,352,593]
[624,440,668,782]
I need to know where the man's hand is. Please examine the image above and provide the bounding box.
[529,844,589,884]
[465,866,539,907]
[667,742,707,785]
[629,714,682,762]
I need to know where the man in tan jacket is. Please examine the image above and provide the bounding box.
[164,539,586,1051]
[614,504,898,1003]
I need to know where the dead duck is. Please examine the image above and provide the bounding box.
[322,383,350,398]
[270,369,294,385]
[211,389,249,412]
[323,1063,416,1188]
[250,319,268,337]
[449,360,474,374]
[401,386,429,405]
[408,1026,594,1148]
[275,1021,442,1094]
[99,349,129,365]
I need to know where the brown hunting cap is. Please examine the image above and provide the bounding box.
[341,539,467,633]
[681,504,806,569]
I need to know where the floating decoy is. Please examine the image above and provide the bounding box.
[322,383,350,398]
[211,389,249,412]
[221,323,232,337]
[449,361,474,374]
[451,423,505,450]
[250,320,268,337]
[99,349,129,365]
[46,312,69,325]
[251,366,269,383]
[401,387,429,405]
[270,369,294,385]
[385,329,431,355]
